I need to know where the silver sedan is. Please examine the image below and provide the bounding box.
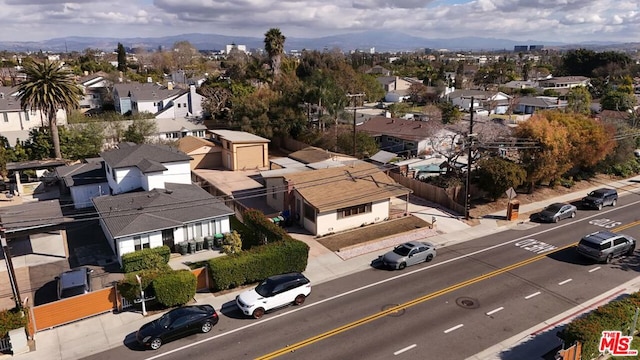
[380,241,436,270]
[538,202,577,223]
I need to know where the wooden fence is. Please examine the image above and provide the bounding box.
[388,172,466,215]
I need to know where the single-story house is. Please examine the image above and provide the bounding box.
[92,182,234,265]
[263,161,411,236]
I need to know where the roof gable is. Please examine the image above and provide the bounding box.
[283,161,410,212]
[100,143,191,170]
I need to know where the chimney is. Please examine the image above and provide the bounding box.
[167,81,173,90]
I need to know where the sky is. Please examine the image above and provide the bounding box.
[1,0,639,44]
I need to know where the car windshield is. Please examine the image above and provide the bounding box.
[545,204,563,212]
[255,279,275,297]
[393,245,412,256]
[60,285,86,298]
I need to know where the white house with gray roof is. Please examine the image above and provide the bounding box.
[92,182,233,265]
[100,143,192,195]
[0,86,68,145]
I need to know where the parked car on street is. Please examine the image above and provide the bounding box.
[236,272,311,319]
[576,231,636,263]
[537,202,577,223]
[581,188,618,210]
[136,305,219,350]
[56,267,93,299]
[380,241,436,270]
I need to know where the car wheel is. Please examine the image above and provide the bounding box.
[553,216,559,223]
[150,338,162,350]
[252,307,265,319]
[605,254,613,264]
[398,262,407,270]
[612,199,617,207]
[294,294,306,305]
[425,254,434,262]
[571,211,576,218]
[201,321,213,333]
[627,245,635,256]
[597,204,603,210]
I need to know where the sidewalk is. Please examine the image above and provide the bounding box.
[14,174,640,360]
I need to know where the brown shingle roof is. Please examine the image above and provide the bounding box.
[283,161,411,212]
[288,146,344,164]
[357,116,439,141]
[177,136,217,154]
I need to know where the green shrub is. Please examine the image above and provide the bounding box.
[242,209,291,248]
[117,268,171,302]
[121,245,171,273]
[560,292,640,359]
[152,270,197,307]
[0,307,27,338]
[208,239,309,291]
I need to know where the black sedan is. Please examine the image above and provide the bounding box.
[136,305,219,350]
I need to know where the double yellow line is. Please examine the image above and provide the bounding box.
[612,219,640,233]
[256,242,578,359]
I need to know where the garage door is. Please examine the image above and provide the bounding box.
[236,145,264,169]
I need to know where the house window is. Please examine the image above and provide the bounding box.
[2,113,7,122]
[24,111,29,121]
[111,168,116,180]
[183,103,187,107]
[303,203,315,221]
[337,203,372,219]
[134,235,150,250]
[195,222,203,238]
[177,103,181,108]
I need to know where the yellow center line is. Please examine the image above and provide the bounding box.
[256,242,578,360]
[612,219,640,232]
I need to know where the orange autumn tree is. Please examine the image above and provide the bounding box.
[515,111,615,192]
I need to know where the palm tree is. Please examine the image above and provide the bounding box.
[264,28,286,79]
[17,59,81,159]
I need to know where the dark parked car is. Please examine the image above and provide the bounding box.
[582,188,618,210]
[56,267,93,299]
[538,203,577,223]
[136,305,219,350]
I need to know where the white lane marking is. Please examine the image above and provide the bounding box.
[393,344,417,355]
[525,291,541,299]
[486,307,504,316]
[589,267,601,273]
[444,324,464,333]
[144,200,640,360]
[558,279,572,286]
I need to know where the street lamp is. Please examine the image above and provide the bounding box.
[135,274,147,316]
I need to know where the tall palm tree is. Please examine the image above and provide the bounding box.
[264,28,286,79]
[17,59,81,159]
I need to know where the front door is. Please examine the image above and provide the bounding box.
[162,229,174,249]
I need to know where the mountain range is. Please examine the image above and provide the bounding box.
[0,31,632,53]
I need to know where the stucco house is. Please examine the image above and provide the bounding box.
[92,182,233,265]
[262,161,411,236]
[448,90,511,114]
[0,86,68,146]
[177,136,222,170]
[76,71,110,113]
[100,143,193,195]
[513,96,568,114]
[209,130,270,170]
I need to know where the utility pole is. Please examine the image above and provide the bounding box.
[465,96,475,220]
[346,93,366,157]
[0,226,22,309]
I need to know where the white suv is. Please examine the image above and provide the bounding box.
[236,272,311,319]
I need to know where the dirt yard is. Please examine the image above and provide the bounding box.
[316,173,622,251]
[317,216,431,251]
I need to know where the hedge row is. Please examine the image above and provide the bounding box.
[241,209,292,248]
[121,245,171,273]
[153,270,197,307]
[117,268,169,302]
[208,239,309,291]
[560,292,640,359]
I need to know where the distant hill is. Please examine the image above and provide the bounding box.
[0,31,631,53]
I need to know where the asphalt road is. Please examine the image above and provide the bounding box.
[82,196,640,360]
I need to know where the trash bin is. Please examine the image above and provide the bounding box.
[178,242,188,255]
[507,200,520,221]
[204,236,214,249]
[188,240,197,254]
[214,233,224,247]
[196,239,204,251]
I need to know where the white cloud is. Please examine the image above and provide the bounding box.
[0,0,638,44]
